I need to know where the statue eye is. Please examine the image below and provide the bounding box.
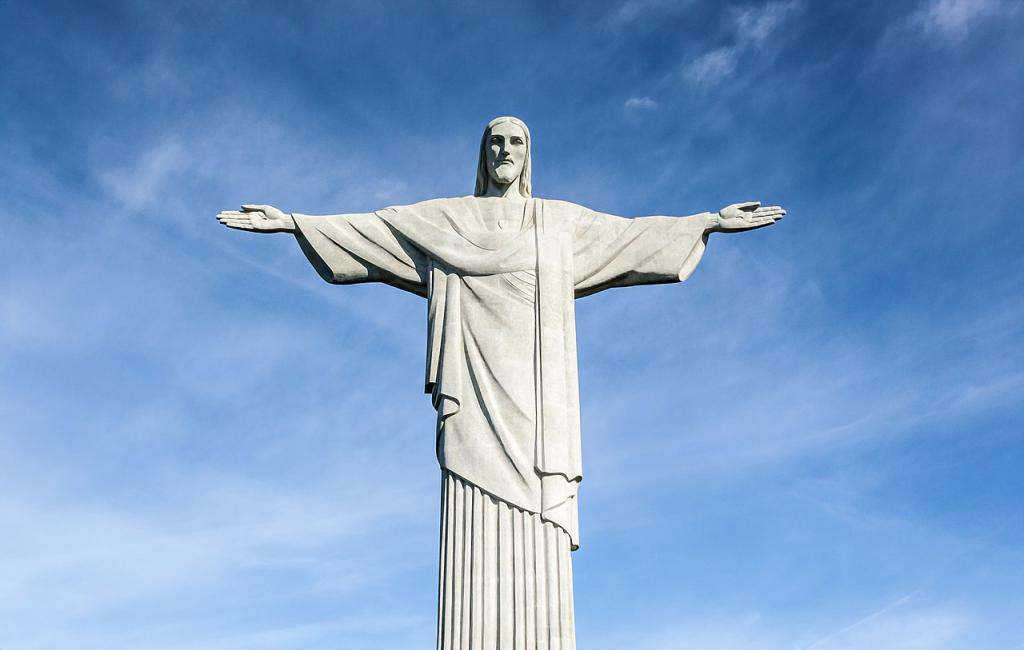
[510,137,524,145]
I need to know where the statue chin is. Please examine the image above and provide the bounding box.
[490,167,520,186]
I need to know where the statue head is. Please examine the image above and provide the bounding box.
[474,116,532,198]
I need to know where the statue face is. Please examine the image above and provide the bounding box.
[486,122,528,187]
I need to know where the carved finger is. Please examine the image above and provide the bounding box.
[242,204,272,212]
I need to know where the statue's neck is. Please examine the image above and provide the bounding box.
[483,180,521,198]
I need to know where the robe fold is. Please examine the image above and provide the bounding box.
[293,196,712,549]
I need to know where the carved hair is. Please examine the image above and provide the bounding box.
[474,116,532,198]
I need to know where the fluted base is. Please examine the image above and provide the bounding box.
[437,471,576,650]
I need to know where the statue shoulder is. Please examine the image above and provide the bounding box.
[539,199,594,229]
[380,196,464,212]
[537,198,588,214]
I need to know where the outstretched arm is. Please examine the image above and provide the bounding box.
[572,200,785,297]
[216,203,428,296]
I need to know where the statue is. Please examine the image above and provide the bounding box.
[217,116,784,650]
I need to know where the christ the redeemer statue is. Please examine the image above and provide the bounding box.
[217,116,784,650]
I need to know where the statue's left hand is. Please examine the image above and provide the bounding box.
[216,204,296,233]
[714,201,785,232]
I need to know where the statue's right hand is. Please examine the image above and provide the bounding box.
[216,204,296,233]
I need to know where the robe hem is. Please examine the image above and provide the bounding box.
[441,468,579,551]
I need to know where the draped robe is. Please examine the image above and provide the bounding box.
[293,196,713,550]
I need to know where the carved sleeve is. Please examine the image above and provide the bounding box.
[572,207,715,298]
[293,212,430,297]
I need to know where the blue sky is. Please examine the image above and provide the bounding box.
[1,0,1022,648]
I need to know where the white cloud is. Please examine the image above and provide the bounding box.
[624,96,659,110]
[910,0,1007,43]
[582,600,971,650]
[872,0,1017,58]
[608,0,690,29]
[683,47,739,86]
[801,600,969,650]
[99,138,188,210]
[734,0,802,46]
[681,1,801,86]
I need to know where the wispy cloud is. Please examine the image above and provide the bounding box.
[872,0,1018,61]
[582,600,970,650]
[683,48,739,86]
[99,138,189,210]
[801,592,918,649]
[801,600,969,650]
[607,0,691,29]
[735,1,802,45]
[682,1,802,87]
[909,0,1011,43]
[624,96,659,110]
